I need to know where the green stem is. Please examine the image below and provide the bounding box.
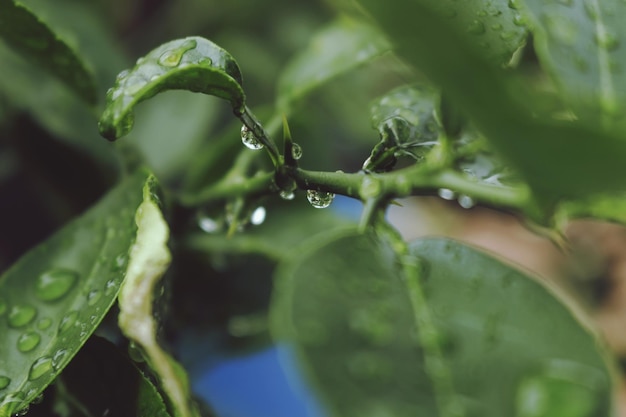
[178,171,274,206]
[238,106,281,167]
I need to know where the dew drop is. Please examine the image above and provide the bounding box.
[28,356,53,380]
[158,39,197,67]
[52,349,69,370]
[17,331,41,353]
[198,216,220,233]
[13,403,29,417]
[467,20,486,35]
[35,268,78,302]
[0,299,7,316]
[36,318,52,331]
[7,305,37,328]
[360,176,382,200]
[115,69,130,82]
[291,143,303,160]
[280,190,295,201]
[240,125,264,150]
[458,195,475,209]
[124,80,145,95]
[250,206,266,226]
[58,311,78,334]
[86,289,102,306]
[198,57,213,66]
[0,376,10,390]
[437,188,456,201]
[104,279,118,297]
[306,189,335,209]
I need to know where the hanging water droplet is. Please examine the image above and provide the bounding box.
[7,305,37,328]
[437,188,456,201]
[0,299,6,316]
[36,318,52,331]
[467,20,486,35]
[35,269,78,302]
[280,190,295,200]
[86,289,102,306]
[291,143,303,160]
[198,216,220,233]
[17,332,41,353]
[458,195,475,209]
[13,403,29,416]
[29,356,53,380]
[51,349,69,370]
[158,39,197,67]
[58,311,78,334]
[306,189,335,209]
[0,376,10,390]
[240,125,264,150]
[594,31,620,51]
[250,206,266,226]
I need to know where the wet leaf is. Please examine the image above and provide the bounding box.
[0,169,156,417]
[57,336,170,417]
[519,0,626,120]
[0,0,97,105]
[277,17,391,111]
[271,231,613,417]
[117,178,200,417]
[98,36,245,141]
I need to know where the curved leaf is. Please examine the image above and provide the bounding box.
[271,231,613,417]
[57,336,171,417]
[0,0,97,105]
[518,0,626,119]
[0,169,156,417]
[277,17,391,111]
[98,36,245,141]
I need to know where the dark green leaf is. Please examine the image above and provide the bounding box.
[56,336,170,417]
[277,17,391,111]
[0,0,97,105]
[358,0,626,202]
[98,36,245,141]
[0,169,157,417]
[364,85,440,172]
[519,0,626,119]
[272,231,613,417]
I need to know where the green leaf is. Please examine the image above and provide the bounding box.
[56,336,170,417]
[272,231,613,417]
[276,17,391,111]
[415,0,528,65]
[357,0,626,203]
[518,0,626,119]
[98,36,245,141]
[117,180,200,417]
[364,85,440,172]
[0,0,97,105]
[0,169,155,417]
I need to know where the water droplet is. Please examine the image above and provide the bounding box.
[250,206,266,226]
[360,176,382,200]
[124,80,145,95]
[306,189,335,209]
[198,216,220,233]
[35,268,78,302]
[0,299,6,316]
[104,279,118,297]
[291,143,303,160]
[31,393,44,405]
[198,57,213,66]
[115,69,130,82]
[280,190,295,200]
[158,39,197,67]
[52,349,69,370]
[17,332,41,353]
[467,20,486,35]
[0,376,10,390]
[29,356,52,380]
[58,311,78,334]
[458,195,475,209]
[7,305,37,328]
[36,318,52,331]
[437,188,456,201]
[594,31,619,51]
[240,125,264,150]
[12,403,29,416]
[347,351,392,381]
[86,289,102,306]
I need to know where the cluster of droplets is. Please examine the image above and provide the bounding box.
[437,188,475,209]
[197,205,267,234]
